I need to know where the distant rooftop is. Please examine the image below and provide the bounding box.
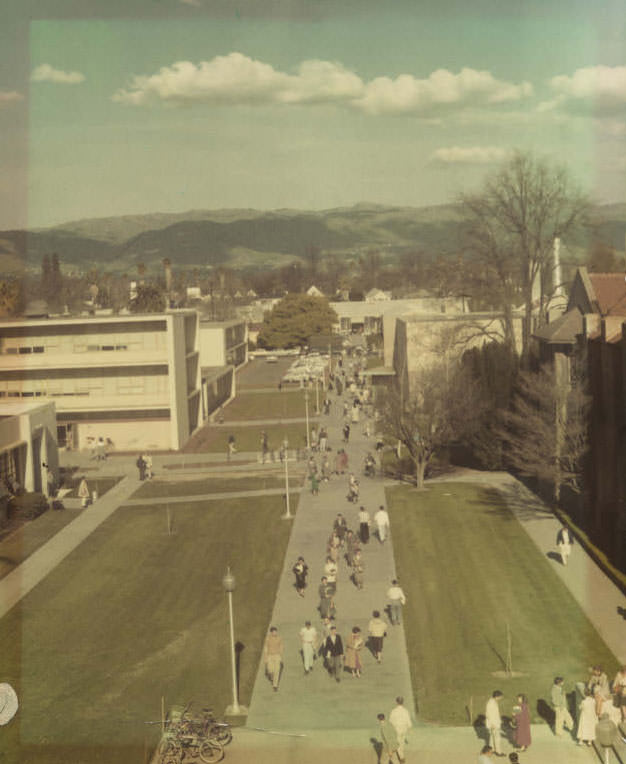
[588,273,626,316]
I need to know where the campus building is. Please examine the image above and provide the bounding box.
[0,312,202,451]
[0,400,58,496]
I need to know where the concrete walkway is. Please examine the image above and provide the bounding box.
[246,396,416,732]
[429,468,626,663]
[0,474,140,619]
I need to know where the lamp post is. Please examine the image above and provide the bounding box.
[222,568,247,716]
[282,437,292,520]
[304,389,310,449]
[315,376,320,415]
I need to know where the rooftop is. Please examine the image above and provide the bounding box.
[588,272,626,316]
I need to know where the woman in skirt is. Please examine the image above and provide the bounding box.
[344,626,363,678]
[292,557,309,597]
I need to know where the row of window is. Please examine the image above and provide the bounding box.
[0,376,169,398]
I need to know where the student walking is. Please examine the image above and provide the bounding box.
[375,505,390,543]
[556,525,574,566]
[78,477,90,508]
[292,557,309,597]
[387,580,406,625]
[351,550,364,590]
[136,454,146,481]
[358,505,370,544]
[368,610,387,664]
[324,626,344,682]
[263,626,284,692]
[299,620,319,675]
[377,713,400,764]
[512,694,531,752]
[485,691,505,756]
[344,626,363,678]
[389,696,413,763]
[318,576,335,619]
[551,676,574,736]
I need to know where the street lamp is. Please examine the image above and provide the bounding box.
[282,437,292,520]
[304,389,310,449]
[222,568,247,716]
[315,376,320,415]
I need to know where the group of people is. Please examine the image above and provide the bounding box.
[481,664,626,759]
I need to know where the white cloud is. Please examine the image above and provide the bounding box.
[354,67,533,116]
[0,90,23,105]
[547,65,626,115]
[113,54,532,118]
[430,146,509,165]
[31,64,85,84]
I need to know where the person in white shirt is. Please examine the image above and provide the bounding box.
[485,691,505,756]
[299,620,319,675]
[374,505,390,543]
[389,696,413,762]
[556,526,573,566]
[387,580,406,625]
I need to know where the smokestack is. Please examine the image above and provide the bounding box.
[553,237,563,297]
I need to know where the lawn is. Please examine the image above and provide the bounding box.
[63,475,122,498]
[183,422,311,454]
[386,482,619,726]
[221,391,310,421]
[132,475,290,499]
[0,494,296,764]
[0,505,84,579]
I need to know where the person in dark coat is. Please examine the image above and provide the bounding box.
[136,454,146,481]
[324,626,344,682]
[513,693,531,752]
[292,556,309,597]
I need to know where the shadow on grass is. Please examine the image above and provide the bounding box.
[468,484,555,523]
[617,606,626,621]
[537,698,555,728]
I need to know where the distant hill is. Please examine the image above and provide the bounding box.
[4,201,625,274]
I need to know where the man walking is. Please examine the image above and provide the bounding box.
[263,626,283,692]
[375,505,390,543]
[556,525,573,566]
[387,580,406,625]
[318,576,334,620]
[551,676,574,736]
[299,620,319,675]
[368,610,387,664]
[377,713,400,764]
[324,625,344,682]
[485,691,505,756]
[389,696,412,763]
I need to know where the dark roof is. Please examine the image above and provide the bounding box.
[588,273,626,316]
[533,308,583,344]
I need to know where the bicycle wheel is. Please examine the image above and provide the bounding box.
[209,724,232,746]
[199,740,224,763]
[157,738,182,764]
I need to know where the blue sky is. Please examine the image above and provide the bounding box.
[0,1,624,228]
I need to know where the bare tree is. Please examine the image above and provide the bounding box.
[461,151,589,355]
[377,361,485,487]
[497,363,588,501]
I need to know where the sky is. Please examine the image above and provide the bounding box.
[0,0,624,229]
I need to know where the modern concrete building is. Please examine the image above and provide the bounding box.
[0,311,202,451]
[0,401,58,495]
[199,319,248,369]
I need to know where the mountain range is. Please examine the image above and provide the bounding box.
[0,202,623,275]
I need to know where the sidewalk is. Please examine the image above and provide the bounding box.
[246,396,416,731]
[429,468,626,663]
[0,474,140,619]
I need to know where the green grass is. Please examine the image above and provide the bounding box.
[0,506,84,579]
[132,475,289,499]
[221,391,309,421]
[0,494,296,764]
[183,422,310,453]
[386,482,619,726]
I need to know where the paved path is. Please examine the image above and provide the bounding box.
[246,395,416,732]
[0,475,140,619]
[429,468,626,663]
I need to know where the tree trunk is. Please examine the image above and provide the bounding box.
[415,460,426,488]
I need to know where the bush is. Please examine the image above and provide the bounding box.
[8,492,49,521]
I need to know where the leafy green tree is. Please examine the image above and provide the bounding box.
[257,293,338,349]
[0,279,24,317]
